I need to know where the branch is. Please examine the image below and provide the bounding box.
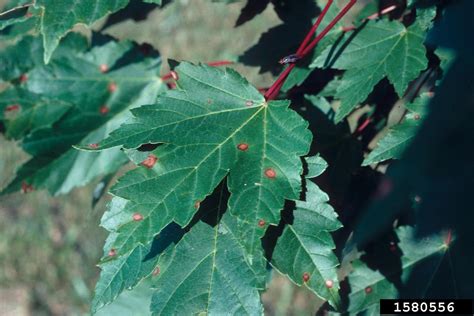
[264,0,357,101]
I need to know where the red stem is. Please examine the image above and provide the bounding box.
[264,64,295,100]
[366,4,397,20]
[301,0,357,57]
[444,229,452,246]
[265,0,357,101]
[356,117,372,133]
[342,4,398,33]
[296,0,334,56]
[206,60,234,67]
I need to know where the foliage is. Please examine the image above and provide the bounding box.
[1,0,473,315]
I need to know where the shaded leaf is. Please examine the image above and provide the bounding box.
[36,0,129,63]
[312,19,431,122]
[271,181,342,308]
[348,226,449,314]
[363,93,432,166]
[1,35,166,195]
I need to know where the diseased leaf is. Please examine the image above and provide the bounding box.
[1,35,166,195]
[311,19,430,122]
[348,226,450,314]
[92,196,184,314]
[363,93,431,166]
[0,88,71,139]
[271,181,342,308]
[36,0,129,63]
[151,212,264,316]
[87,62,312,259]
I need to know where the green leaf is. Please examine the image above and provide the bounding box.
[36,0,129,63]
[92,197,184,314]
[1,35,166,195]
[89,62,312,258]
[0,88,72,139]
[95,278,154,316]
[362,93,431,166]
[271,181,342,308]
[312,19,429,122]
[347,226,450,314]
[0,35,46,83]
[151,212,264,316]
[0,8,30,31]
[306,154,328,178]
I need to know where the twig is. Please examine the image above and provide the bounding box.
[342,4,398,32]
[264,0,357,101]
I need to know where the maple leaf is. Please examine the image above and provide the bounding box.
[92,196,184,313]
[151,211,264,315]
[271,157,342,308]
[311,18,431,122]
[85,62,312,259]
[363,93,432,166]
[2,0,165,63]
[0,34,166,195]
[347,226,450,314]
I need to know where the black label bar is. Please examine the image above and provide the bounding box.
[380,299,473,314]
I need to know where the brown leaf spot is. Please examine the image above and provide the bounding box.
[19,74,28,83]
[325,279,334,288]
[153,266,160,276]
[89,143,99,149]
[108,248,117,257]
[365,286,372,294]
[237,143,249,151]
[264,168,276,179]
[245,100,253,107]
[21,182,34,193]
[99,64,108,73]
[194,200,201,209]
[99,106,109,115]
[258,219,265,227]
[132,213,143,221]
[5,104,20,112]
[108,82,117,93]
[141,154,158,169]
[302,272,310,282]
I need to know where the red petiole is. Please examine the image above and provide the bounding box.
[342,4,398,32]
[264,0,357,101]
[296,0,334,56]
